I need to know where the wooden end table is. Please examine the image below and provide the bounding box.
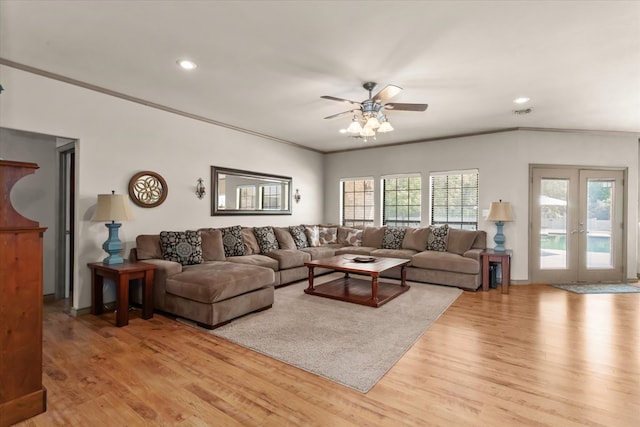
[88,261,157,327]
[481,249,512,294]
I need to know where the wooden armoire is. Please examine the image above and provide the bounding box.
[0,160,47,426]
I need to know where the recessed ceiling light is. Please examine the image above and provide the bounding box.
[339,129,347,134]
[513,97,530,104]
[177,59,197,70]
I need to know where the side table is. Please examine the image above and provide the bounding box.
[88,261,157,327]
[481,249,512,294]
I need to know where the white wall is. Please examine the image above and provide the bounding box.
[0,128,57,295]
[324,130,639,282]
[0,65,324,311]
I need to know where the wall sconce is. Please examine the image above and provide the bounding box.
[294,188,301,203]
[195,178,206,199]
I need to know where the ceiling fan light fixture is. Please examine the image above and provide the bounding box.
[365,116,380,129]
[360,126,375,137]
[377,120,394,133]
[346,117,363,134]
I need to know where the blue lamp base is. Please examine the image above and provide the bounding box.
[102,221,124,264]
[493,221,506,252]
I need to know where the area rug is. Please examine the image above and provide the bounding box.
[185,274,462,393]
[551,283,640,294]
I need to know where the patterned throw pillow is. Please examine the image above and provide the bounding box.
[304,225,320,247]
[427,224,449,252]
[219,225,245,257]
[318,226,338,245]
[343,228,363,246]
[159,230,203,265]
[289,225,309,249]
[382,228,406,249]
[253,226,280,253]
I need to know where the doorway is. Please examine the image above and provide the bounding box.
[530,166,625,284]
[57,145,75,300]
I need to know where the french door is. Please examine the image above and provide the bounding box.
[530,167,624,284]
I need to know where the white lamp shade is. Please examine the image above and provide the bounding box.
[486,201,513,222]
[346,119,363,134]
[365,116,381,129]
[360,126,375,137]
[377,120,394,133]
[92,194,133,222]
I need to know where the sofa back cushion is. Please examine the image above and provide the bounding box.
[220,225,245,257]
[471,230,487,250]
[402,227,430,251]
[289,225,309,249]
[254,226,280,253]
[361,226,386,248]
[136,234,162,260]
[159,230,203,265]
[200,229,226,261]
[382,227,405,249]
[426,224,449,252]
[241,227,260,255]
[274,227,297,250]
[447,228,479,255]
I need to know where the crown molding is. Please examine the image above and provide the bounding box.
[0,58,324,154]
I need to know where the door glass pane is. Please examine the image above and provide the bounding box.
[540,179,568,269]
[586,179,613,269]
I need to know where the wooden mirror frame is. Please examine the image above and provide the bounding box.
[128,171,168,208]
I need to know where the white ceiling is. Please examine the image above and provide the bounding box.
[1,0,639,153]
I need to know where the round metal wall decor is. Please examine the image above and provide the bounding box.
[128,171,168,208]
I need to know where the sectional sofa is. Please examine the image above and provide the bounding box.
[131,224,486,328]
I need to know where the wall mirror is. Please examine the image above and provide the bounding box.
[211,166,292,215]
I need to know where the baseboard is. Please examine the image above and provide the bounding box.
[70,306,92,317]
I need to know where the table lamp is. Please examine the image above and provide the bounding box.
[92,191,133,264]
[486,200,513,252]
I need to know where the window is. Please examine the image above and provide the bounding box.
[382,174,421,227]
[261,184,281,210]
[238,186,256,210]
[341,178,374,226]
[430,170,478,230]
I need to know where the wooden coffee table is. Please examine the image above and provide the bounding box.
[304,255,410,307]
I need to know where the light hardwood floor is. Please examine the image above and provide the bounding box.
[13,283,640,427]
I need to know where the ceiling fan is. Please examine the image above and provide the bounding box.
[321,82,428,141]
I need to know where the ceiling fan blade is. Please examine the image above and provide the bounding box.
[373,84,402,103]
[321,95,361,106]
[384,103,429,111]
[324,109,360,120]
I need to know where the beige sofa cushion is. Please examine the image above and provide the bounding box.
[362,226,386,248]
[242,227,261,255]
[300,245,339,260]
[274,227,297,250]
[411,251,479,274]
[447,228,478,255]
[371,248,417,260]
[335,246,376,256]
[166,262,274,304]
[136,234,162,260]
[402,227,430,251]
[200,229,226,261]
[265,249,311,269]
[227,254,279,271]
